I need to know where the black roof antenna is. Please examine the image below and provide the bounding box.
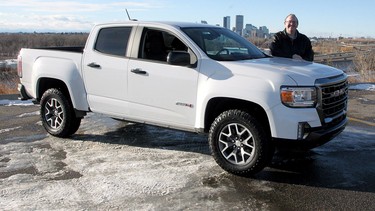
[125,9,137,21]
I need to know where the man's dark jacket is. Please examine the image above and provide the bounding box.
[270,29,314,61]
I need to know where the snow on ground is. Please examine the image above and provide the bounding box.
[0,86,374,210]
[0,111,236,210]
[0,59,17,69]
[349,83,375,91]
[0,126,21,134]
[17,110,39,118]
[0,99,34,106]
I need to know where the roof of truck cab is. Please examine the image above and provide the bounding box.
[94,21,222,29]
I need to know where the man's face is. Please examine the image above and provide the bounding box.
[284,16,298,35]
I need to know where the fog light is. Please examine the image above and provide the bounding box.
[297,122,311,140]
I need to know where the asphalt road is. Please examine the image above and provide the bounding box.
[1,90,374,210]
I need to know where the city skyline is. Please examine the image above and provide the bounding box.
[220,15,271,39]
[0,0,374,38]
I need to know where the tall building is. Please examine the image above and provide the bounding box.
[244,24,257,37]
[259,26,269,38]
[235,15,244,36]
[223,16,230,29]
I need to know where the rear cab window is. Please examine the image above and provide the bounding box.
[94,27,132,57]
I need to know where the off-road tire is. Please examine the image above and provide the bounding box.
[40,88,81,137]
[208,109,274,176]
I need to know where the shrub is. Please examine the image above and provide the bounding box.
[352,50,375,82]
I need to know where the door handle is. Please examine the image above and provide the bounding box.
[87,62,101,68]
[131,68,147,75]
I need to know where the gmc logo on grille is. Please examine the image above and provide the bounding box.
[331,88,346,97]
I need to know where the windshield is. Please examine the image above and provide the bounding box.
[181,27,266,61]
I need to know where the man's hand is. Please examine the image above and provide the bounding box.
[292,54,303,60]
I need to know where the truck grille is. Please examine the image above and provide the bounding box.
[316,74,348,125]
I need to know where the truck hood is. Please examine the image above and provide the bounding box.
[219,57,345,85]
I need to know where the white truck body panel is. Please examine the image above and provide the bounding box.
[19,48,89,110]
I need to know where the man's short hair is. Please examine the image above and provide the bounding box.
[285,14,299,24]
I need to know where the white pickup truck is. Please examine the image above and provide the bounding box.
[18,21,348,176]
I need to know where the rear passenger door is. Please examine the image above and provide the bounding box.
[82,26,132,115]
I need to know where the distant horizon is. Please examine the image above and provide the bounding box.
[1,0,375,38]
[0,29,373,39]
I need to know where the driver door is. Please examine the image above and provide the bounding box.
[127,28,199,129]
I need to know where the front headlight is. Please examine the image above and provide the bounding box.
[280,87,317,108]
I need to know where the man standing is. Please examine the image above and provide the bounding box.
[270,14,314,61]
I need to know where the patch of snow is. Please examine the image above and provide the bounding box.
[0,59,17,69]
[0,99,34,106]
[349,83,375,91]
[17,111,40,118]
[0,126,21,134]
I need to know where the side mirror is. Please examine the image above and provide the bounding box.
[167,51,191,66]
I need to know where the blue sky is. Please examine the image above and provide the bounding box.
[0,0,374,38]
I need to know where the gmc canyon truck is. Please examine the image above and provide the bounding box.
[18,21,348,176]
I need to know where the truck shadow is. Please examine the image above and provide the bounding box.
[256,127,375,194]
[72,122,211,155]
[71,121,375,194]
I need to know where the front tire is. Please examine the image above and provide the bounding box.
[208,110,274,176]
[40,88,81,137]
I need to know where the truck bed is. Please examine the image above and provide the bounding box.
[34,46,84,53]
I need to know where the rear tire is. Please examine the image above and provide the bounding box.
[40,88,81,137]
[208,110,274,176]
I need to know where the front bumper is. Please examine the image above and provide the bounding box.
[273,116,347,149]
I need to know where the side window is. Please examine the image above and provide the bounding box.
[94,27,132,57]
[139,29,188,62]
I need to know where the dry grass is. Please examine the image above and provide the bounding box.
[0,33,87,95]
[313,41,343,55]
[0,68,19,94]
[313,39,375,83]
